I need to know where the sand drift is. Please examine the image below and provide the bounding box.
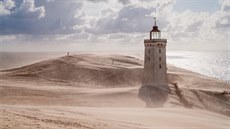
[0,54,230,129]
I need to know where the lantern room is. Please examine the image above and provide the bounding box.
[150,18,161,39]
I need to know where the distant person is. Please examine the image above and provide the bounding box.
[112,60,114,65]
[67,52,70,56]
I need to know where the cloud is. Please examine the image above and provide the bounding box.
[0,0,15,15]
[86,0,176,35]
[217,0,230,29]
[87,5,155,34]
[12,0,45,19]
[0,0,229,51]
[0,0,86,35]
[85,0,177,45]
[86,0,130,5]
[87,0,108,2]
[220,0,230,12]
[118,0,131,5]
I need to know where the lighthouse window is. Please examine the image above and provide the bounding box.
[148,49,150,54]
[159,57,161,61]
[159,49,161,53]
[159,64,162,69]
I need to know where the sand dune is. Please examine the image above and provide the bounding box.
[1,54,143,87]
[0,54,230,129]
[0,52,65,70]
[1,105,229,129]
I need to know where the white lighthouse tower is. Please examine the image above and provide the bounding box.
[143,18,167,85]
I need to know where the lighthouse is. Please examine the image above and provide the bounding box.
[138,18,169,107]
[143,18,167,85]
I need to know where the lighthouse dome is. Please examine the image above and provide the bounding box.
[150,18,161,39]
[152,26,160,32]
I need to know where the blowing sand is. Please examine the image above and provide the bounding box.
[0,54,230,129]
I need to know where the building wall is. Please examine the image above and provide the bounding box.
[143,40,167,85]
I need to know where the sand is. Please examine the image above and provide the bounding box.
[0,54,230,129]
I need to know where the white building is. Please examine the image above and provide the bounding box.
[143,18,167,85]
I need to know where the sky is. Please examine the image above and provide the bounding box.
[0,0,229,52]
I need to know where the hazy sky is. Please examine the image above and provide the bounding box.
[0,0,229,52]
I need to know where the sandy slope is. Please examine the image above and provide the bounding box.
[0,54,230,129]
[1,106,229,129]
[0,54,143,87]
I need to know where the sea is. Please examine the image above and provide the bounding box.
[167,51,230,83]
